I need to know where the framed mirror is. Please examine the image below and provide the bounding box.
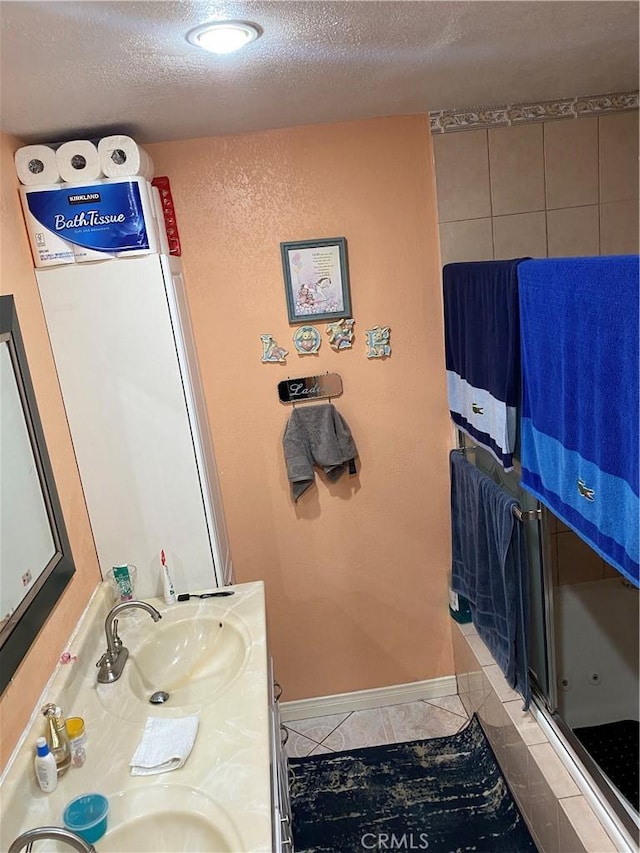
[0,294,75,694]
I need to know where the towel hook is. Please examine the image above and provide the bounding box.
[277,373,343,405]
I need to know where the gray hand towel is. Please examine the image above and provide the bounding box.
[283,404,358,501]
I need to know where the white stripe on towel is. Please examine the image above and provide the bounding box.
[446,371,517,457]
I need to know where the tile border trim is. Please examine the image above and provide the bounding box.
[430,91,639,133]
[279,675,457,722]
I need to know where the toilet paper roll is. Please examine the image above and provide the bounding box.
[56,140,104,183]
[14,145,61,186]
[98,135,154,180]
[151,186,170,256]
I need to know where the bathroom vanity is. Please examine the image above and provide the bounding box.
[0,580,291,852]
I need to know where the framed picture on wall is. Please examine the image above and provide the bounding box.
[281,237,351,324]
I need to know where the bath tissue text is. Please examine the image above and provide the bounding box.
[54,211,126,230]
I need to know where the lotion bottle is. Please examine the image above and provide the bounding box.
[160,549,176,606]
[34,737,58,792]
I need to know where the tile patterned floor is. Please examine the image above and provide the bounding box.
[284,695,469,758]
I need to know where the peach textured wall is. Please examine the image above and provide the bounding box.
[0,132,101,768]
[148,115,454,700]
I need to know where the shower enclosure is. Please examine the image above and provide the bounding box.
[460,435,639,838]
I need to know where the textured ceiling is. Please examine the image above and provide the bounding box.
[0,1,638,144]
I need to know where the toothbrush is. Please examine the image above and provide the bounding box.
[177,591,235,601]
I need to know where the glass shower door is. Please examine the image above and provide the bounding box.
[458,434,639,836]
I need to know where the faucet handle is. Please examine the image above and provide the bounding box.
[96,652,112,672]
[112,618,123,652]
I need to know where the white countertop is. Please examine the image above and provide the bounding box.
[0,580,273,852]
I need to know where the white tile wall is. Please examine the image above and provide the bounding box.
[600,199,640,255]
[546,206,600,258]
[489,123,545,215]
[493,210,548,259]
[439,218,494,265]
[599,112,640,204]
[433,129,491,222]
[433,110,639,263]
[544,118,599,210]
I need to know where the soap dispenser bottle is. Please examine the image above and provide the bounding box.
[42,703,71,777]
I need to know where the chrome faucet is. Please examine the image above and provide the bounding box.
[96,599,162,684]
[9,826,97,853]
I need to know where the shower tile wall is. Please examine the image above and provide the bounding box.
[433,111,639,265]
[433,110,638,585]
[547,512,621,586]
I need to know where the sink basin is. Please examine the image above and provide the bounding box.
[96,602,251,720]
[128,613,249,705]
[102,785,244,852]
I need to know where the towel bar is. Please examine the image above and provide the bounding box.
[453,444,540,524]
[512,506,541,522]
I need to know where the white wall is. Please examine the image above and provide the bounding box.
[555,578,639,728]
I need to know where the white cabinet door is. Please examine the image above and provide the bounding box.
[37,256,218,597]
[164,257,233,586]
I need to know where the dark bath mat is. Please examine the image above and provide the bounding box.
[289,714,537,852]
[574,719,639,810]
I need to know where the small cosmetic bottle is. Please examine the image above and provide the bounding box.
[66,716,87,767]
[34,737,58,792]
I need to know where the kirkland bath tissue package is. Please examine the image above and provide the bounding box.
[20,177,158,267]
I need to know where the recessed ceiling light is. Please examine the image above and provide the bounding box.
[187,21,262,55]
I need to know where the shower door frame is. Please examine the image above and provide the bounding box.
[455,433,639,841]
[535,506,640,840]
[535,507,559,714]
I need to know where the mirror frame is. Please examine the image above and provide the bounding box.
[0,294,75,695]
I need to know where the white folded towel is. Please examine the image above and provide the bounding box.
[130,715,199,776]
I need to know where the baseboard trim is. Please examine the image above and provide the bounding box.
[279,675,458,722]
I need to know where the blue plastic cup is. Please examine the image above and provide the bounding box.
[63,793,109,843]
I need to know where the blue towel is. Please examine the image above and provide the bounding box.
[518,256,639,587]
[450,451,530,708]
[443,259,527,471]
